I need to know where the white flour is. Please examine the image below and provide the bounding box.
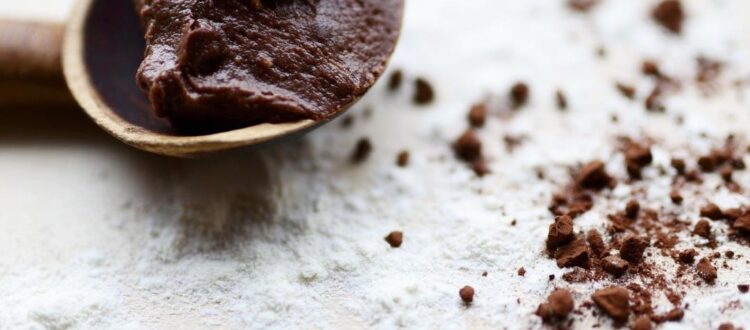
[1,0,750,329]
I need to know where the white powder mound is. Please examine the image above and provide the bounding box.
[2,0,750,329]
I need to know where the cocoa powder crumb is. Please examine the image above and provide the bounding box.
[587,229,608,257]
[592,286,630,322]
[576,161,614,190]
[626,200,641,219]
[718,324,738,330]
[620,235,648,263]
[616,82,636,100]
[700,203,724,220]
[396,151,410,167]
[388,70,403,91]
[413,78,435,105]
[738,284,749,293]
[459,286,474,304]
[670,189,683,204]
[567,0,600,12]
[678,249,697,264]
[351,138,373,163]
[671,158,686,174]
[555,238,591,268]
[468,103,487,128]
[556,90,568,110]
[631,315,653,330]
[696,257,718,284]
[652,0,684,34]
[656,308,684,322]
[733,215,750,233]
[510,82,530,109]
[384,231,403,248]
[517,267,526,277]
[453,130,482,162]
[547,215,576,249]
[602,255,629,277]
[548,289,575,318]
[642,60,662,77]
[694,220,712,238]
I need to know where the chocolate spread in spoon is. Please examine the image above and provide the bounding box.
[134,0,403,133]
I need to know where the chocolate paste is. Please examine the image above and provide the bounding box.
[134,0,402,133]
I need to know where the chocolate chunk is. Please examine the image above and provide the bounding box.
[626,144,653,168]
[671,158,686,174]
[718,324,738,330]
[510,82,530,109]
[414,78,435,105]
[134,0,402,132]
[555,238,591,268]
[453,130,482,162]
[518,267,526,277]
[696,257,717,284]
[738,284,749,293]
[616,82,636,100]
[652,0,684,34]
[657,308,684,322]
[567,0,600,12]
[700,203,724,220]
[351,138,373,163]
[693,219,712,238]
[548,289,575,318]
[733,215,750,233]
[396,151,410,167]
[678,249,697,264]
[724,208,743,221]
[587,229,608,257]
[468,103,487,128]
[384,231,403,248]
[576,161,614,190]
[388,70,403,91]
[620,235,648,263]
[547,215,576,249]
[459,286,475,304]
[632,315,653,330]
[602,256,629,277]
[626,200,641,219]
[592,286,630,322]
[670,190,683,204]
[556,90,568,110]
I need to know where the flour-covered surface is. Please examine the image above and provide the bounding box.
[2,0,750,329]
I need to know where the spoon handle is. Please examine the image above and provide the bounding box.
[0,20,75,107]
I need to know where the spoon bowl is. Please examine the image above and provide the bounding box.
[62,0,334,157]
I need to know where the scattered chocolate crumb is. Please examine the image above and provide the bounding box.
[556,90,568,110]
[413,78,435,105]
[670,189,683,204]
[548,289,575,318]
[656,308,685,322]
[632,315,653,330]
[694,219,712,238]
[696,57,724,85]
[602,255,629,277]
[518,267,526,277]
[700,203,724,220]
[592,286,631,323]
[555,238,591,268]
[549,274,555,281]
[384,231,403,248]
[547,215,576,249]
[718,324,738,330]
[733,215,750,233]
[645,86,665,112]
[340,115,354,128]
[671,158,686,174]
[511,219,517,226]
[642,60,662,77]
[725,250,735,258]
[587,229,608,257]
[620,235,648,263]
[351,138,373,163]
[576,161,614,190]
[720,165,734,182]
[678,249,697,264]
[459,286,475,304]
[388,70,403,91]
[481,271,488,277]
[616,82,636,100]
[567,0,600,12]
[503,135,526,153]
[652,0,684,34]
[624,143,653,179]
[696,257,717,284]
[453,130,482,162]
[396,151,410,167]
[471,159,490,177]
[468,103,487,128]
[738,284,749,293]
[510,82,530,109]
[626,200,641,219]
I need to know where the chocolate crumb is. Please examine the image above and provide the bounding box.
[482,271,488,277]
[576,161,614,190]
[678,249,697,264]
[556,90,568,110]
[642,60,662,77]
[549,274,555,281]
[670,189,683,204]
[453,130,482,162]
[718,324,738,330]
[510,82,530,109]
[351,138,373,163]
[396,151,410,167]
[632,315,653,330]
[388,70,403,91]
[696,257,717,284]
[592,286,630,322]
[567,0,600,12]
[587,229,608,257]
[671,158,686,174]
[548,289,575,318]
[459,286,475,304]
[517,267,526,277]
[652,0,685,34]
[468,103,487,128]
[694,219,712,238]
[384,231,403,248]
[733,215,750,233]
[656,308,685,322]
[620,235,648,263]
[616,82,636,100]
[471,159,490,177]
[555,238,591,268]
[645,86,665,112]
[413,78,435,105]
[602,256,629,277]
[738,284,749,293]
[547,215,576,249]
[700,203,724,220]
[626,200,641,219]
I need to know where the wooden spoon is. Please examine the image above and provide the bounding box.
[0,0,403,157]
